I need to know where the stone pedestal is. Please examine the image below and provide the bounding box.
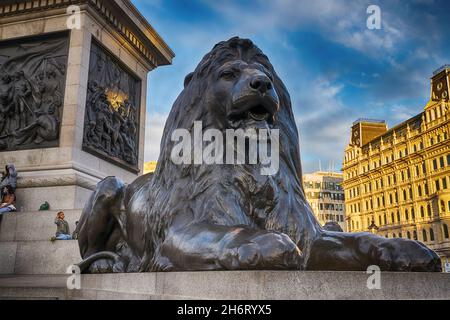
[0,0,174,211]
[0,271,449,300]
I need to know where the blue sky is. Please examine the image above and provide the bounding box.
[133,0,450,173]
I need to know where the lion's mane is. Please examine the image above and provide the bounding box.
[141,37,321,271]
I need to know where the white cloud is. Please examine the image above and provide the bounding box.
[294,76,356,173]
[202,0,406,58]
[144,112,168,161]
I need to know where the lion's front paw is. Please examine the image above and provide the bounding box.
[368,238,442,272]
[223,232,303,270]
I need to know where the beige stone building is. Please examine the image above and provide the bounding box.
[303,172,346,231]
[342,66,450,264]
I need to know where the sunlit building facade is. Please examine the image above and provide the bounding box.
[303,171,346,231]
[143,161,158,174]
[342,66,450,264]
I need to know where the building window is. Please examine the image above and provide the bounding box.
[418,185,422,197]
[422,162,426,174]
[430,228,435,242]
[407,231,411,239]
[411,208,415,220]
[422,229,428,242]
[397,211,401,222]
[447,154,450,166]
[413,230,418,240]
[391,212,395,223]
[440,157,445,168]
[443,178,448,190]
[405,209,409,221]
[444,224,449,239]
[441,200,446,212]
[435,180,440,192]
[427,204,432,217]
[403,189,407,201]
[399,232,402,238]
[421,206,425,218]
[433,159,438,170]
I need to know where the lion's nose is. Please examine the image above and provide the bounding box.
[250,75,273,94]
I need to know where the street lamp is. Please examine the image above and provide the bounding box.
[368,220,379,234]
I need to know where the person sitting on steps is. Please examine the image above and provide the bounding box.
[0,186,16,215]
[50,211,72,241]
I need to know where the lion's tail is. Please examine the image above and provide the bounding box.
[76,251,122,273]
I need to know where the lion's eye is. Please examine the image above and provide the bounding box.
[220,70,238,80]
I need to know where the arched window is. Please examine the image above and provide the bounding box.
[444,224,449,239]
[427,204,432,217]
[397,211,401,222]
[407,231,411,239]
[384,213,387,225]
[391,212,395,223]
[430,228,435,242]
[405,209,409,221]
[411,208,415,220]
[399,233,402,238]
[392,233,396,238]
[413,230,418,240]
[441,200,446,212]
[422,229,428,242]
[420,206,425,218]
[418,185,422,197]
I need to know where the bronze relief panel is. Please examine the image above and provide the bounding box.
[82,40,141,172]
[0,32,69,151]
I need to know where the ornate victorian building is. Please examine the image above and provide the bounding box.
[303,171,346,231]
[342,66,450,264]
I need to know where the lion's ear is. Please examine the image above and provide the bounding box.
[184,72,194,88]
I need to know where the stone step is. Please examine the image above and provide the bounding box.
[0,210,82,242]
[1,271,450,300]
[0,240,81,275]
[0,275,68,300]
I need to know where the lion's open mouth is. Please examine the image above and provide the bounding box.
[228,96,278,128]
[248,104,271,121]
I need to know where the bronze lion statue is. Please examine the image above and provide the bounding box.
[75,37,441,273]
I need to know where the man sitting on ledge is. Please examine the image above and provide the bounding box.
[51,211,72,241]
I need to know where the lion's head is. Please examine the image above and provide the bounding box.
[156,37,303,180]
